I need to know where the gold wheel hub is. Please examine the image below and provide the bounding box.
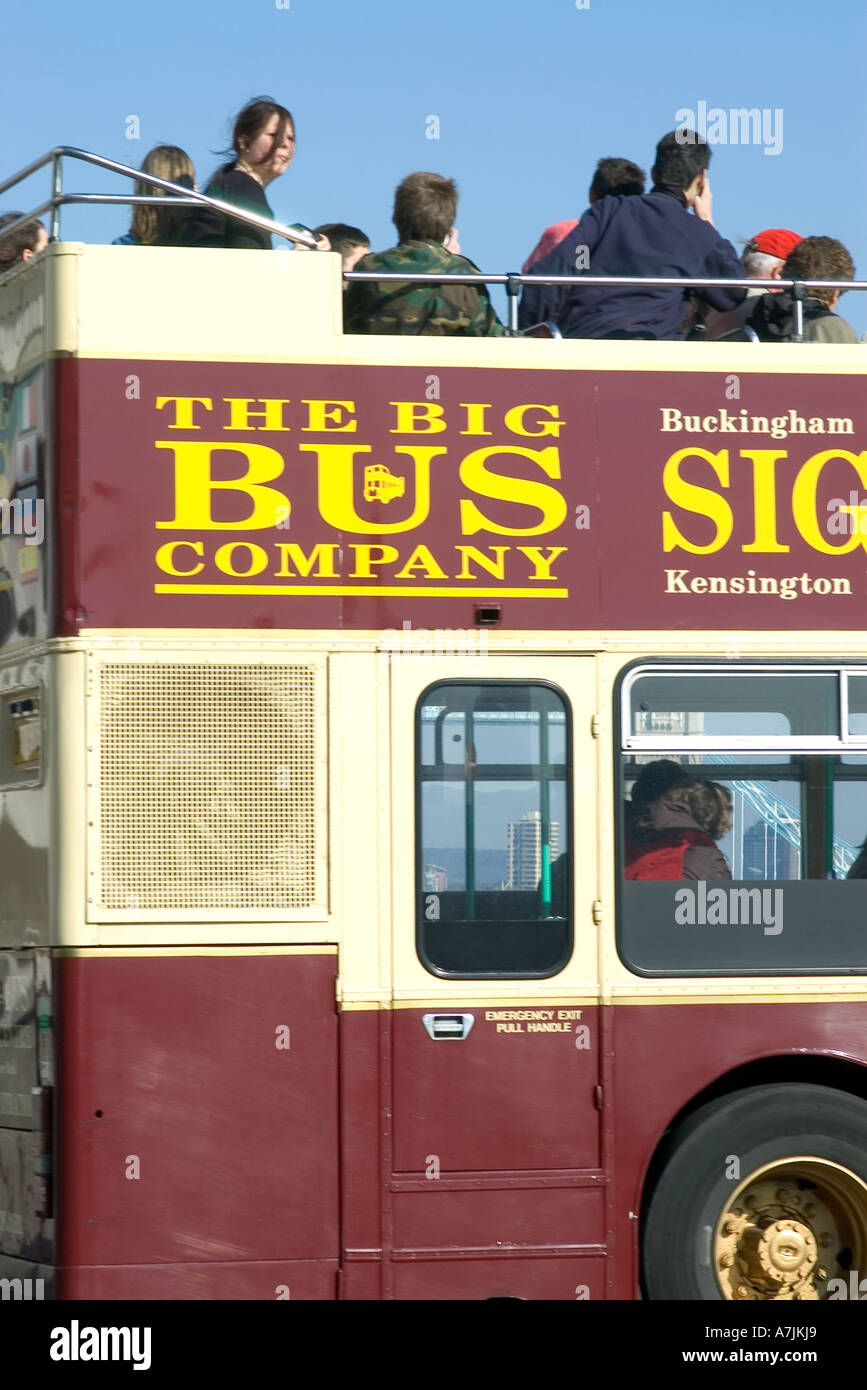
[713,1158,867,1300]
[738,1218,816,1286]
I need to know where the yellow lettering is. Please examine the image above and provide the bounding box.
[393,544,448,579]
[504,403,565,437]
[302,400,357,432]
[350,544,400,577]
[741,450,790,553]
[155,396,213,429]
[223,398,290,431]
[662,448,733,555]
[517,544,567,579]
[154,540,204,576]
[300,443,443,533]
[460,403,493,436]
[455,546,509,580]
[791,450,867,555]
[214,542,268,578]
[274,543,340,578]
[390,401,446,433]
[155,441,290,530]
[459,446,567,536]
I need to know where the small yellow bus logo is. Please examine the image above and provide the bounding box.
[363,465,406,504]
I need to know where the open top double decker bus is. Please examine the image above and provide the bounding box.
[2,151,867,1300]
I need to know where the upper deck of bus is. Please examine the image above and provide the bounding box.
[1,155,866,652]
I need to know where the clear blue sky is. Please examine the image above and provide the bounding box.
[4,0,866,333]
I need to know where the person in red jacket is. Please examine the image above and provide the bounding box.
[625,760,732,880]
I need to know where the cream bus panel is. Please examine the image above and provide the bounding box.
[27,243,865,374]
[390,655,598,1000]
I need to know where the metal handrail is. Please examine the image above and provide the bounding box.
[0,145,320,248]
[521,321,564,339]
[1,150,864,340]
[344,273,867,289]
[345,270,867,338]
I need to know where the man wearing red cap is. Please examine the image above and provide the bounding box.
[746,227,804,273]
[706,227,802,337]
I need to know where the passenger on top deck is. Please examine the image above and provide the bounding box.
[747,237,859,344]
[183,97,328,252]
[314,224,371,286]
[543,130,745,340]
[343,172,505,336]
[112,146,198,247]
[518,156,646,328]
[705,227,803,338]
[0,213,48,272]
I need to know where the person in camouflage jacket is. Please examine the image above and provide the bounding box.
[343,172,505,337]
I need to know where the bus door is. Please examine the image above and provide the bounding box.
[0,948,52,1286]
[387,656,604,1298]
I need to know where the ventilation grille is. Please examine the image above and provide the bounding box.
[95,662,320,912]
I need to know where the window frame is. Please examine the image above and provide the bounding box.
[615,657,867,978]
[415,677,574,980]
[0,684,44,790]
[621,663,867,753]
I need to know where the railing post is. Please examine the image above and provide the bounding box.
[791,280,805,343]
[50,154,62,241]
[506,273,521,333]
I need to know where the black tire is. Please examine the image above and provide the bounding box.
[642,1082,867,1300]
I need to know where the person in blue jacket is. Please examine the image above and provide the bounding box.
[519,129,745,340]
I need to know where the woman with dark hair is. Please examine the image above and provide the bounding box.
[0,213,48,272]
[184,97,328,252]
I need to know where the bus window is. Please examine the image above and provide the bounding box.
[617,666,867,976]
[2,690,42,787]
[846,676,867,740]
[626,669,839,747]
[834,754,867,877]
[417,682,571,978]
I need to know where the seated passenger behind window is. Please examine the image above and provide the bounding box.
[343,171,505,337]
[0,213,48,271]
[183,97,327,252]
[748,236,860,344]
[625,759,732,881]
[112,146,197,248]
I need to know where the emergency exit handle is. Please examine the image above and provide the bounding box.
[422,1013,475,1041]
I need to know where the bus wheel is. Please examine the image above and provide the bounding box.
[642,1083,867,1300]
